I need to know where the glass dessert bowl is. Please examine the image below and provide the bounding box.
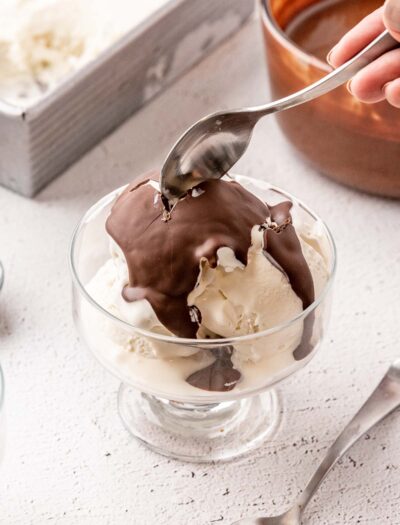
[70,174,336,462]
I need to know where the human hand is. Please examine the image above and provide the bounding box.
[328,0,400,107]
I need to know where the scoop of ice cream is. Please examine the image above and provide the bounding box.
[86,240,200,360]
[86,172,329,392]
[18,2,92,85]
[0,1,95,103]
[188,221,328,369]
[190,228,304,339]
[0,0,165,105]
[105,173,316,340]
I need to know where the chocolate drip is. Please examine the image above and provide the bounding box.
[264,202,316,361]
[264,202,315,309]
[293,312,315,361]
[186,347,240,392]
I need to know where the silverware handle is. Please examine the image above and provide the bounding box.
[296,365,400,514]
[252,30,399,117]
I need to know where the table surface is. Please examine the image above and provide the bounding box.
[1,16,400,525]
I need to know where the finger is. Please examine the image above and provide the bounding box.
[348,48,400,103]
[384,0,400,41]
[348,82,386,104]
[328,8,385,67]
[383,77,400,107]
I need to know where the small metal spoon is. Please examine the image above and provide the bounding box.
[161,30,398,201]
[232,359,400,525]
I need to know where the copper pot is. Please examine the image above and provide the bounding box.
[260,0,400,198]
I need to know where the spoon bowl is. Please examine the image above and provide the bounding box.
[160,111,257,202]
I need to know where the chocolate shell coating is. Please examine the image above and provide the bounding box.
[106,173,277,338]
[106,173,316,390]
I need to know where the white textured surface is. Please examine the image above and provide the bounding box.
[1,16,400,525]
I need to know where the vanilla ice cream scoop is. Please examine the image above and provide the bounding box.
[0,0,166,106]
[85,172,329,392]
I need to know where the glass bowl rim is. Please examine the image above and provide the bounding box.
[70,175,337,347]
[259,0,331,73]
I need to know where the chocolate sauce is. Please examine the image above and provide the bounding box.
[106,173,270,338]
[106,173,315,390]
[186,347,241,392]
[293,311,315,361]
[265,202,314,310]
[264,202,316,362]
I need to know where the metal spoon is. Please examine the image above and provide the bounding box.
[232,359,400,525]
[161,30,398,201]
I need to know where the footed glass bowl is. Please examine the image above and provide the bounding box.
[70,175,336,462]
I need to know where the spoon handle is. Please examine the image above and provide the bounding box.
[296,360,400,515]
[252,30,399,118]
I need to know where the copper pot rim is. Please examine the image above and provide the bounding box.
[259,0,331,72]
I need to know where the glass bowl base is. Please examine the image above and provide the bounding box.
[118,384,281,462]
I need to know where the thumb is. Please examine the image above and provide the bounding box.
[384,0,400,40]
